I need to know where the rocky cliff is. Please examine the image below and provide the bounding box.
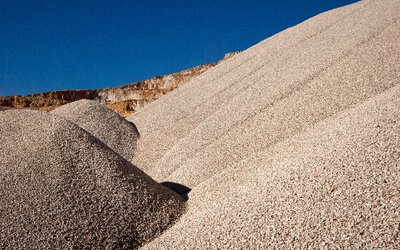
[0,52,240,117]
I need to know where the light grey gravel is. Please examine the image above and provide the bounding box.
[1,0,399,249]
[129,0,400,187]
[52,99,140,162]
[0,110,185,249]
[124,0,400,249]
[142,76,400,250]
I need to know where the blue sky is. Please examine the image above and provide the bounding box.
[0,0,358,96]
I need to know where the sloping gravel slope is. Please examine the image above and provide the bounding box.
[0,110,184,249]
[142,79,400,249]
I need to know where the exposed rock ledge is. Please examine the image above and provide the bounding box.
[0,51,240,117]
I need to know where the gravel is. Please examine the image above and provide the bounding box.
[142,84,400,249]
[125,0,400,248]
[1,0,399,248]
[0,110,185,249]
[52,99,140,162]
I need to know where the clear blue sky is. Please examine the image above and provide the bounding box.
[0,0,358,96]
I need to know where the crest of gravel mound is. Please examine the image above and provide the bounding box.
[128,0,400,187]
[0,110,185,249]
[51,99,139,162]
[123,0,400,248]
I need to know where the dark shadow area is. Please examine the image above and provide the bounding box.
[128,121,140,139]
[127,121,140,155]
[161,182,191,201]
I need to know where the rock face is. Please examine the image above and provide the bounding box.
[0,109,185,249]
[0,90,98,111]
[0,52,240,117]
[51,100,140,162]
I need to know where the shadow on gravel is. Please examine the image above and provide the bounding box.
[161,182,191,201]
[128,121,141,139]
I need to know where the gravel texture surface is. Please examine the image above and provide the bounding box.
[142,84,400,249]
[129,0,400,187]
[0,110,185,249]
[126,0,400,248]
[52,99,140,162]
[1,0,399,249]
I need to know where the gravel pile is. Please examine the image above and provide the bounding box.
[129,0,400,187]
[125,0,400,248]
[1,0,399,248]
[52,99,140,162]
[143,84,400,249]
[0,110,185,249]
